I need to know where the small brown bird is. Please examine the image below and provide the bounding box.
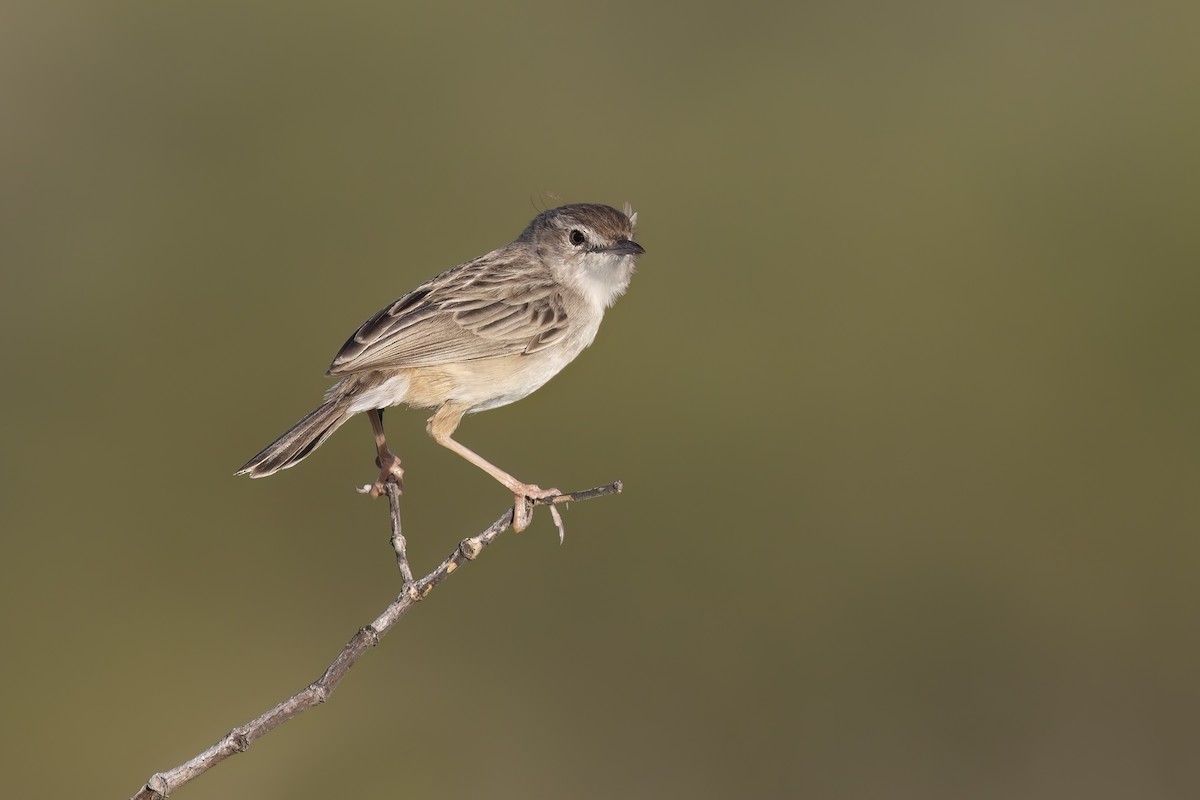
[237,203,643,534]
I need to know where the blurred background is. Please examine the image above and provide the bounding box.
[2,1,1198,798]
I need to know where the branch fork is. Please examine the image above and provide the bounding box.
[130,479,622,800]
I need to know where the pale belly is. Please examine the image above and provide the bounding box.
[345,333,593,415]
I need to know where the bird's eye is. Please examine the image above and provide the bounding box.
[569,229,587,247]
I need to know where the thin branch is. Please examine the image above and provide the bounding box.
[130,480,622,800]
[385,482,414,584]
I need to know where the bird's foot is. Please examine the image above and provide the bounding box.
[359,452,405,498]
[511,483,565,542]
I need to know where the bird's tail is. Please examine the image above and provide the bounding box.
[236,400,353,478]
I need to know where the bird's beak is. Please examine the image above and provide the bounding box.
[607,239,646,256]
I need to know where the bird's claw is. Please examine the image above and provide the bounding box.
[360,456,405,498]
[513,484,565,542]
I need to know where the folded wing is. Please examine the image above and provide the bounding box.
[326,252,570,376]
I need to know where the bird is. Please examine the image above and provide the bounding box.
[236,203,644,535]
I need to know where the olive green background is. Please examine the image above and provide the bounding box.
[2,2,1198,798]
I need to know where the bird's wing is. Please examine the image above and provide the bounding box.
[326,252,571,376]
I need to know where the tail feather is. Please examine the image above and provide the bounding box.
[236,400,353,478]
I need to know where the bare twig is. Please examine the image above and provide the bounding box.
[385,482,414,584]
[129,480,622,800]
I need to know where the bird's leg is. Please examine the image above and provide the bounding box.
[427,404,564,539]
[360,408,404,498]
